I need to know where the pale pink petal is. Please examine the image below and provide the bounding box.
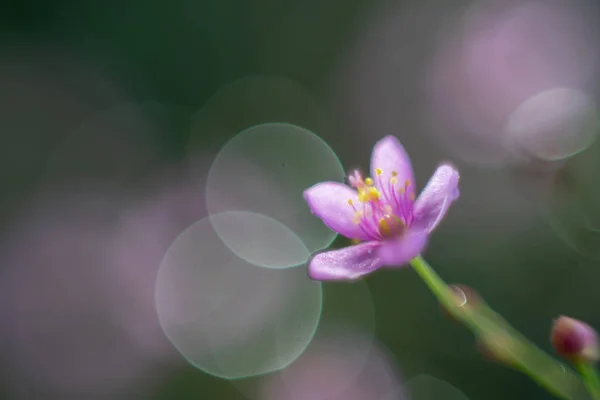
[412,164,460,233]
[308,242,382,281]
[370,135,415,196]
[304,182,371,241]
[378,229,428,267]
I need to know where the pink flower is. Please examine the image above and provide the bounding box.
[303,135,459,280]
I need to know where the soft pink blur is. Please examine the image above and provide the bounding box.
[0,161,210,398]
[259,331,404,400]
[426,0,600,165]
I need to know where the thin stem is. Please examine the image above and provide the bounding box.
[576,362,600,400]
[409,255,587,400]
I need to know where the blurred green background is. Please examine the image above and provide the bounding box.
[1,0,600,399]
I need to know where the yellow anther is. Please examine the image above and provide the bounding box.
[367,187,380,201]
[391,171,398,177]
[351,238,360,245]
[358,187,380,202]
[348,199,354,206]
[365,177,374,186]
[405,179,411,187]
[358,190,369,203]
[390,177,397,185]
[375,168,383,176]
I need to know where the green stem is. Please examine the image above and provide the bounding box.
[576,362,600,400]
[409,255,587,400]
[409,255,457,310]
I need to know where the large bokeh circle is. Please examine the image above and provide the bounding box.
[206,122,344,268]
[155,216,323,379]
[506,88,598,161]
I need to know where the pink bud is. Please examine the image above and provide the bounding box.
[551,316,599,363]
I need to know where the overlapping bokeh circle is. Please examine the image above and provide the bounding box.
[206,122,344,268]
[155,215,323,379]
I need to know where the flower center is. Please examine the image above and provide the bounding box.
[347,169,414,241]
[377,214,405,239]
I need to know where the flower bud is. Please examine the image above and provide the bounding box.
[551,316,599,363]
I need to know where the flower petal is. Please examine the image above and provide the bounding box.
[303,182,371,241]
[378,229,428,267]
[412,164,460,233]
[370,135,415,195]
[308,242,382,281]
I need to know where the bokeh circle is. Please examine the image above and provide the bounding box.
[207,211,310,269]
[206,122,344,268]
[155,215,323,379]
[222,278,377,400]
[506,88,598,161]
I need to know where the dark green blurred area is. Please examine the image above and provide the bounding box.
[1,0,600,399]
